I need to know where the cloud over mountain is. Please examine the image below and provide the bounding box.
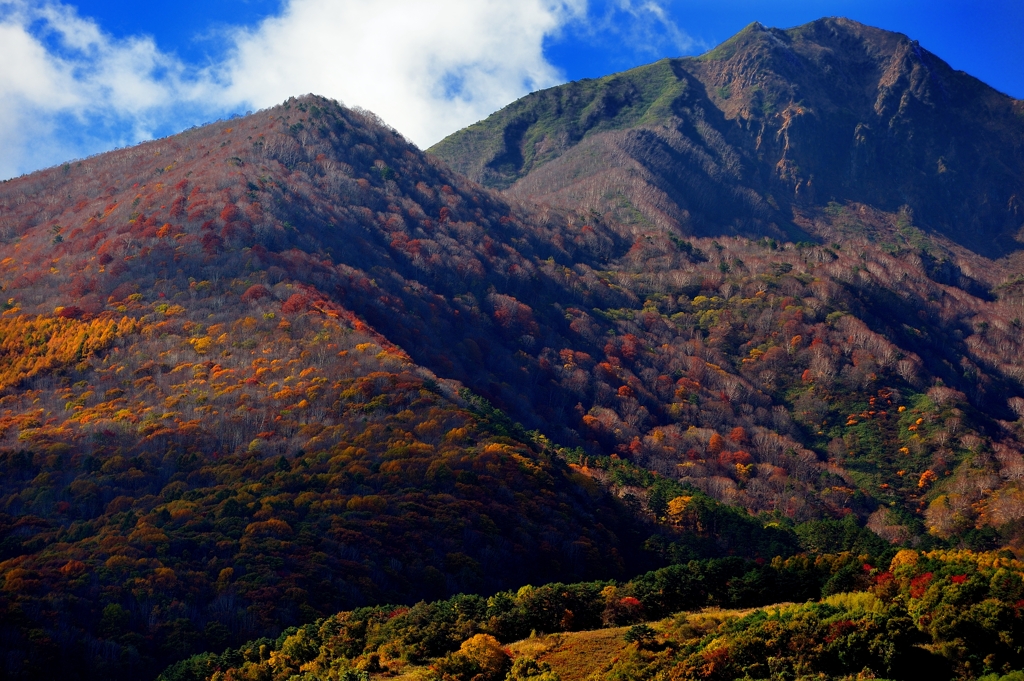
[219,0,586,146]
[0,0,691,179]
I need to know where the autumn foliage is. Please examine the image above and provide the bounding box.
[0,89,1022,680]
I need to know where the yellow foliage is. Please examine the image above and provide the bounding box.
[189,336,213,354]
[152,567,177,588]
[347,495,387,513]
[890,549,919,571]
[444,427,469,442]
[234,317,258,332]
[458,634,509,674]
[667,496,694,524]
[104,555,134,571]
[0,314,138,391]
[244,519,293,537]
[821,591,886,614]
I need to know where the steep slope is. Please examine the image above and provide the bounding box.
[0,97,665,680]
[430,17,1024,256]
[423,19,1024,556]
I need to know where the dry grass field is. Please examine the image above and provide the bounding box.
[508,627,632,681]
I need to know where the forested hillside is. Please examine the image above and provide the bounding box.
[164,548,1024,681]
[0,16,1023,681]
[0,97,648,679]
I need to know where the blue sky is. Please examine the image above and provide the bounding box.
[1,0,1021,180]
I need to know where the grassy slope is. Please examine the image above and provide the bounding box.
[427,59,686,189]
[507,626,632,681]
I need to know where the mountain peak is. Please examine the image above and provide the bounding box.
[430,17,1024,256]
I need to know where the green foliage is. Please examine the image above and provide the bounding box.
[164,548,1024,681]
[506,656,560,681]
[429,58,688,188]
[583,550,1024,681]
[622,624,656,646]
[796,516,893,556]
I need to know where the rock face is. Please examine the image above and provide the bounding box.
[430,18,1024,256]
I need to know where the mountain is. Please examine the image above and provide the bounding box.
[0,92,810,680]
[431,17,1024,257]
[1,16,1024,681]
[423,19,1024,553]
[0,97,668,680]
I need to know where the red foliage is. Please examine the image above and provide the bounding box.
[825,619,857,643]
[728,427,747,444]
[170,196,187,218]
[108,282,138,302]
[708,433,725,454]
[733,451,752,464]
[282,294,310,314]
[220,203,240,223]
[200,232,223,254]
[57,306,83,319]
[620,334,641,362]
[909,572,934,598]
[241,284,272,303]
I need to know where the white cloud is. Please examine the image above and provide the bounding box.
[0,0,692,179]
[215,0,587,147]
[584,0,703,58]
[0,9,82,179]
[0,0,214,179]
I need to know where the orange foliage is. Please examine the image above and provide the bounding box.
[0,314,137,391]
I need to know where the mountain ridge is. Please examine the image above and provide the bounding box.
[430,17,1024,257]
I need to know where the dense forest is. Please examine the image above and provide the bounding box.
[0,16,1023,681]
[162,548,1024,681]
